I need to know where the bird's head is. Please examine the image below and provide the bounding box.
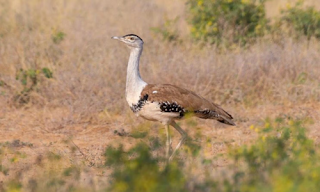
[111,34,144,49]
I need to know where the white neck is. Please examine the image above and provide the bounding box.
[125,47,147,106]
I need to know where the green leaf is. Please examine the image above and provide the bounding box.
[42,67,53,78]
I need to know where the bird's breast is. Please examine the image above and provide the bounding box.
[137,101,181,124]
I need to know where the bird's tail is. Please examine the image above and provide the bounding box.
[217,116,236,126]
[217,108,236,126]
[195,109,236,126]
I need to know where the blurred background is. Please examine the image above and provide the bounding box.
[0,0,320,191]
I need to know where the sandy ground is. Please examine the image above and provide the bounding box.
[0,102,319,188]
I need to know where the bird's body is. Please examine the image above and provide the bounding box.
[112,34,235,160]
[133,84,234,125]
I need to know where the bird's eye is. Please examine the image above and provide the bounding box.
[130,37,134,41]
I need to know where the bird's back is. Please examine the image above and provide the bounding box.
[139,84,235,125]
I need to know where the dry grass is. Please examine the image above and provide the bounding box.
[0,0,320,190]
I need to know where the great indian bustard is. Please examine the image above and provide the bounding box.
[112,34,235,161]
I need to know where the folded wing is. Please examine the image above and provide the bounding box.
[141,84,235,125]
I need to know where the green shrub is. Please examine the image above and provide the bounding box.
[14,67,53,104]
[280,1,320,41]
[225,118,320,191]
[187,0,269,47]
[105,143,187,192]
[52,31,66,44]
[104,118,319,192]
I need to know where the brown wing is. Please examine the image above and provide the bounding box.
[141,84,235,125]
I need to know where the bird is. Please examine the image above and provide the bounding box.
[112,34,235,161]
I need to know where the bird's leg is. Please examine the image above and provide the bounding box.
[165,125,171,160]
[169,121,187,161]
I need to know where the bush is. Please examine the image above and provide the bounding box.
[225,118,320,191]
[104,143,187,192]
[14,67,53,104]
[105,118,319,191]
[187,0,269,47]
[280,1,320,41]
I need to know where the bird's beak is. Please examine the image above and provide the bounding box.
[111,36,122,40]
